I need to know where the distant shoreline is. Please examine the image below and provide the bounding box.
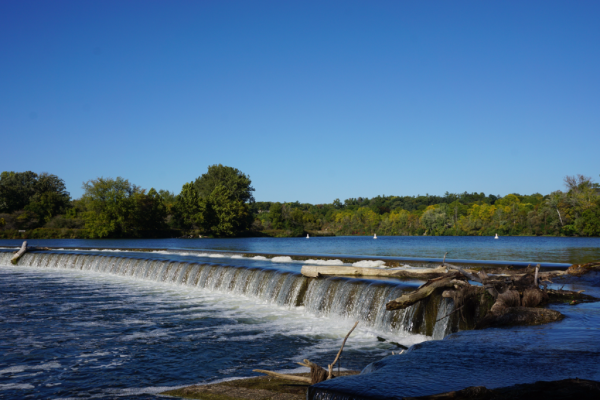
[0,227,590,240]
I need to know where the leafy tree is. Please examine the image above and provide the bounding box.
[81,178,169,238]
[269,203,284,229]
[203,185,251,237]
[175,166,254,236]
[194,164,254,203]
[420,205,450,235]
[0,171,70,225]
[575,205,600,236]
[25,173,71,223]
[0,171,38,213]
[174,183,203,229]
[80,177,138,238]
[131,188,168,233]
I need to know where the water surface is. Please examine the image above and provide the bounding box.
[2,236,600,264]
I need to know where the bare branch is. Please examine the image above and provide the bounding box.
[328,321,359,379]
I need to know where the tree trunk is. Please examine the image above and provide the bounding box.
[301,265,447,280]
[386,272,467,310]
[11,241,28,265]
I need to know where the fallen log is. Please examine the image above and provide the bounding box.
[251,369,311,383]
[386,272,467,310]
[301,265,448,280]
[11,241,28,265]
[10,241,51,265]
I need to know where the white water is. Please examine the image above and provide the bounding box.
[3,247,401,269]
[0,251,452,341]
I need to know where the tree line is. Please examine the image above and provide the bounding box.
[1,167,599,238]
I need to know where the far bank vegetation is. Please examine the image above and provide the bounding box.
[1,168,599,239]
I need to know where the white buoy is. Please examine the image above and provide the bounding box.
[374,234,377,239]
[494,233,499,239]
[306,234,310,239]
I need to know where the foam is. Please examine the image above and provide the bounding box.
[352,260,386,268]
[0,383,35,390]
[0,366,27,375]
[305,259,345,265]
[35,362,61,371]
[0,362,61,377]
[271,256,293,262]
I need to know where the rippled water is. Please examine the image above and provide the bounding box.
[2,235,600,264]
[0,253,426,399]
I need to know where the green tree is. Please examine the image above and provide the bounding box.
[203,185,251,237]
[0,171,70,225]
[194,164,254,203]
[131,188,168,234]
[269,203,284,229]
[174,182,203,229]
[420,205,450,235]
[175,165,255,237]
[0,171,38,213]
[80,177,139,238]
[25,173,71,223]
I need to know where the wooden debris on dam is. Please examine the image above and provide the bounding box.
[10,241,51,265]
[385,254,599,329]
[301,265,447,279]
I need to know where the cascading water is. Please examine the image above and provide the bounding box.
[0,251,454,338]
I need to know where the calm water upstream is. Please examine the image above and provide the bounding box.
[2,235,600,264]
[1,237,599,399]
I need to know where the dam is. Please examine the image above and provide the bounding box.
[1,237,599,399]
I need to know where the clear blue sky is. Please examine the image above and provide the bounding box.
[1,1,599,203]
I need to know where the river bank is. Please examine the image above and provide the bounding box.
[2,227,598,240]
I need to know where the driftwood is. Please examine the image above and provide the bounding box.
[327,321,359,379]
[385,254,599,329]
[386,272,467,310]
[254,321,359,385]
[10,241,51,265]
[301,265,448,280]
[250,370,311,383]
[567,261,600,277]
[11,241,28,264]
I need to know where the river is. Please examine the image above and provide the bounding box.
[1,236,599,399]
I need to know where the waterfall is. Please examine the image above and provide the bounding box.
[1,251,455,338]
